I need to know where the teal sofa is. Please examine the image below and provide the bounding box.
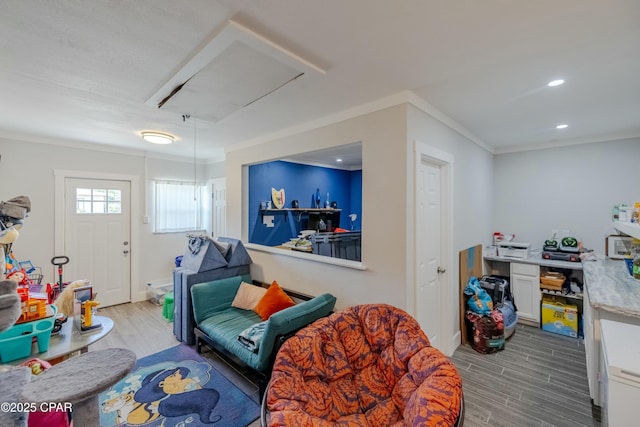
[190,275,336,395]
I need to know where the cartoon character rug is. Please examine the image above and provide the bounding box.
[99,344,260,427]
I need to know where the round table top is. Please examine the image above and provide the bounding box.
[6,315,114,365]
[21,348,136,404]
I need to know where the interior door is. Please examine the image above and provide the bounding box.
[211,177,226,238]
[64,178,131,307]
[415,160,442,349]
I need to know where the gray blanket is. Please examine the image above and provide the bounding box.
[238,321,267,353]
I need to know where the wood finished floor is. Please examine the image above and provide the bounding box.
[452,324,600,427]
[91,302,599,427]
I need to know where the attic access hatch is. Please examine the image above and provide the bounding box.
[146,20,326,123]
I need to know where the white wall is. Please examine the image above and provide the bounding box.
[226,105,409,311]
[225,101,495,336]
[407,104,494,346]
[493,138,640,255]
[0,136,224,300]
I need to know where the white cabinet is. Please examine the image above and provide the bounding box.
[510,262,540,323]
[583,302,640,407]
[600,320,640,426]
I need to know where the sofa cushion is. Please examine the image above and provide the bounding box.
[191,275,249,325]
[198,307,264,368]
[231,281,267,311]
[254,281,295,321]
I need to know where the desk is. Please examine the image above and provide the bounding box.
[6,315,113,365]
[484,251,584,325]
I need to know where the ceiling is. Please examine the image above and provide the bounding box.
[1,1,639,162]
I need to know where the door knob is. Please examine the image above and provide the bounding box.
[437,266,446,274]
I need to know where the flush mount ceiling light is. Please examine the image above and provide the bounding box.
[548,79,565,87]
[556,124,569,129]
[141,131,174,144]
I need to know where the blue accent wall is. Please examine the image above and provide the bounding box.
[249,161,362,246]
[350,170,362,231]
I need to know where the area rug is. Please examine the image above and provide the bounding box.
[99,344,260,427]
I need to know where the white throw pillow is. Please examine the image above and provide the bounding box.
[231,281,267,311]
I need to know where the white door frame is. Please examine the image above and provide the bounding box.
[407,141,455,355]
[54,170,141,301]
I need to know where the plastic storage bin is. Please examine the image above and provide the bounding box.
[0,310,56,362]
[147,282,172,305]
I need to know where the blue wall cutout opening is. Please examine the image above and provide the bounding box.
[248,160,362,246]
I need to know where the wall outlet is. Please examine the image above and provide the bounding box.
[143,215,149,224]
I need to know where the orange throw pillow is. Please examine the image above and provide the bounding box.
[254,281,295,320]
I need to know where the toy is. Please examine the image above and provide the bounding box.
[52,280,92,317]
[81,300,100,329]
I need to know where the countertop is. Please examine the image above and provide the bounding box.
[583,257,640,318]
[484,249,584,270]
[485,250,640,318]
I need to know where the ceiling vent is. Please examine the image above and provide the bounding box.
[146,20,326,123]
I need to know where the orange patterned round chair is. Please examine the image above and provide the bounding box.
[263,304,464,426]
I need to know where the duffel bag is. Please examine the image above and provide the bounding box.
[480,275,517,311]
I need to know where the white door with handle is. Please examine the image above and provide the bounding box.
[415,159,442,349]
[412,142,454,355]
[64,178,131,307]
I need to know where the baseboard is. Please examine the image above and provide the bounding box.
[450,330,461,356]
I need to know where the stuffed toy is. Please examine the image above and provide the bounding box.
[52,279,92,317]
[0,279,21,332]
[6,270,28,286]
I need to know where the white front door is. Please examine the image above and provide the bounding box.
[416,160,442,349]
[211,177,226,238]
[64,178,131,307]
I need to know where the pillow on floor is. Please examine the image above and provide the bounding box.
[231,281,267,311]
[254,281,295,320]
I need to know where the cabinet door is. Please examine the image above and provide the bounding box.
[583,289,599,404]
[511,272,540,322]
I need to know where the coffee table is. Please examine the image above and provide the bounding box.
[6,315,113,365]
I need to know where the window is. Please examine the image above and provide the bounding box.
[154,180,206,233]
[76,188,121,214]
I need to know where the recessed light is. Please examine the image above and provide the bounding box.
[548,79,565,87]
[141,131,174,144]
[556,124,568,129]
[336,158,343,162]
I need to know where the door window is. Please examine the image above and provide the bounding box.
[76,188,122,214]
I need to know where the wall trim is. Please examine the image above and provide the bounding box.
[494,132,640,154]
[227,90,493,155]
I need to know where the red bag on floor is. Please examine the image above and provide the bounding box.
[465,310,505,354]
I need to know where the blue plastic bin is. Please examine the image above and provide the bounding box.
[0,308,56,362]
